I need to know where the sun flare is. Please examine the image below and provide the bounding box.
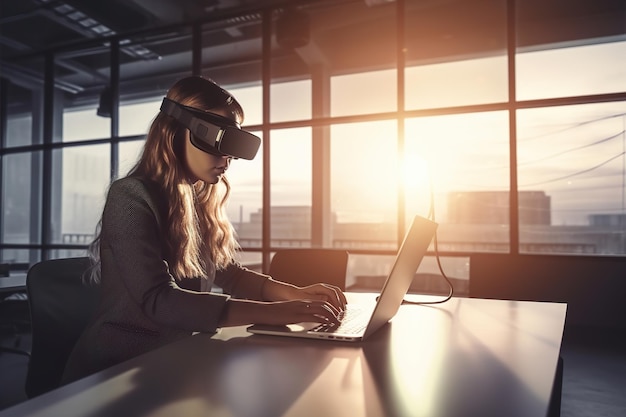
[402,152,432,196]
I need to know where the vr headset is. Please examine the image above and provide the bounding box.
[160,97,260,160]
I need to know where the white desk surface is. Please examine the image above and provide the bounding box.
[0,294,567,417]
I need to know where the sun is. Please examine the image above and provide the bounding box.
[402,151,431,196]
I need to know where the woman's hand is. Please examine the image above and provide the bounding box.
[218,279,348,328]
[262,279,347,313]
[219,299,342,327]
[293,283,348,313]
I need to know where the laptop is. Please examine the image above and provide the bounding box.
[247,214,438,342]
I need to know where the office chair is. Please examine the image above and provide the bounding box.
[25,257,100,398]
[269,249,349,291]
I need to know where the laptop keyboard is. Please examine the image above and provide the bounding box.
[311,305,369,334]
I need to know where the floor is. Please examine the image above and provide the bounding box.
[1,327,625,416]
[0,331,30,410]
[558,328,626,417]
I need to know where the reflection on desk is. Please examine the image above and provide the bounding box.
[0,294,567,417]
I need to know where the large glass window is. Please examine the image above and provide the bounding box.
[56,44,111,143]
[119,100,159,137]
[331,120,398,248]
[404,0,508,110]
[405,56,508,110]
[1,0,624,266]
[332,69,396,117]
[118,140,145,178]
[5,82,37,148]
[1,75,43,264]
[269,127,312,247]
[279,1,397,119]
[406,111,511,252]
[517,41,626,101]
[63,108,111,142]
[1,151,42,261]
[227,130,263,249]
[50,145,110,245]
[271,80,311,123]
[230,85,262,127]
[517,102,626,255]
[210,16,264,262]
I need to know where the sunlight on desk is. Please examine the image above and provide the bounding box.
[0,295,566,417]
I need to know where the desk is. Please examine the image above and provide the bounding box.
[0,274,27,294]
[0,295,567,417]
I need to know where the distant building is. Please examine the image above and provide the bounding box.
[235,205,394,249]
[237,206,325,247]
[234,199,624,256]
[447,191,551,225]
[589,214,626,227]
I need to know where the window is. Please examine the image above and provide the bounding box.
[51,145,109,244]
[1,0,624,270]
[119,101,160,137]
[269,128,312,247]
[227,130,264,248]
[518,102,626,255]
[517,40,626,101]
[271,80,311,123]
[405,56,508,110]
[63,108,110,142]
[1,151,42,263]
[331,119,398,247]
[404,0,508,110]
[405,111,511,252]
[332,70,396,117]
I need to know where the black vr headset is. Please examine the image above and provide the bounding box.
[160,97,260,160]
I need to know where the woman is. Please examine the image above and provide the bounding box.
[62,76,346,383]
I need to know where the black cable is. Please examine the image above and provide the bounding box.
[521,151,625,187]
[518,112,626,143]
[402,175,454,305]
[517,130,625,166]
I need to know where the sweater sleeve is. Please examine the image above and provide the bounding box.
[100,177,230,333]
[214,262,272,301]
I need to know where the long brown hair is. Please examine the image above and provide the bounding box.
[89,76,243,282]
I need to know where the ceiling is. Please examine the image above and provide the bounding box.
[0,1,313,55]
[0,0,624,111]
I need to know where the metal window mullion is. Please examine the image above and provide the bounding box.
[507,0,519,254]
[41,53,55,260]
[110,39,120,181]
[396,0,407,245]
[311,65,331,248]
[0,78,7,251]
[261,8,272,272]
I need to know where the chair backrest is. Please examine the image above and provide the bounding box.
[25,257,100,398]
[269,249,349,291]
